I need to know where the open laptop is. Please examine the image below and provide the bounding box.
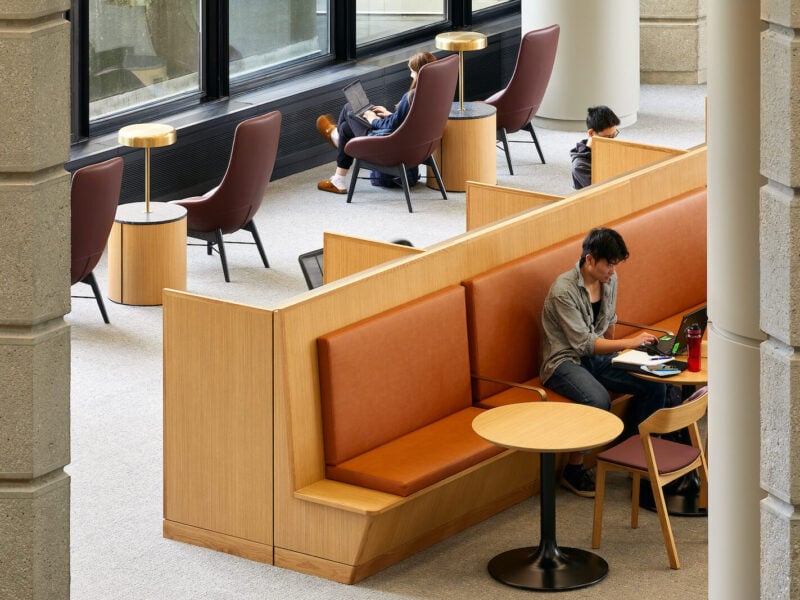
[342,80,376,128]
[645,306,708,356]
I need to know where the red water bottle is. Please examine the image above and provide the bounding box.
[686,323,702,372]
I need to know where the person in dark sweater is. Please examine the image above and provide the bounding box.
[569,105,621,190]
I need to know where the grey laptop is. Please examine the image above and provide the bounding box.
[342,80,375,127]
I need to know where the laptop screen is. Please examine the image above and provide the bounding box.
[343,80,371,114]
[672,306,708,353]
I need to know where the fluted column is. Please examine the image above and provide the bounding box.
[706,1,763,598]
[0,2,72,598]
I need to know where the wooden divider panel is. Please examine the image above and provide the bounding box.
[163,290,274,549]
[591,137,686,185]
[466,183,563,231]
[323,232,424,284]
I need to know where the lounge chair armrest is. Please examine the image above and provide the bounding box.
[471,373,547,402]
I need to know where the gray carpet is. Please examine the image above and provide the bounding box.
[68,84,709,599]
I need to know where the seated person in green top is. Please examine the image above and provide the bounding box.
[569,105,620,190]
[540,227,666,497]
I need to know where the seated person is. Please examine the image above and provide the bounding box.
[569,105,621,190]
[540,227,666,497]
[315,51,437,194]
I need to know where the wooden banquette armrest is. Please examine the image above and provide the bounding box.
[295,479,404,516]
[616,319,674,336]
[471,373,547,402]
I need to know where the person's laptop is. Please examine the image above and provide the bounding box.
[644,306,708,356]
[342,80,376,128]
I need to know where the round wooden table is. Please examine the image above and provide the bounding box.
[472,403,623,591]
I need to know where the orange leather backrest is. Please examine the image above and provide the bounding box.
[611,188,707,332]
[463,187,707,402]
[318,286,472,466]
[463,240,580,401]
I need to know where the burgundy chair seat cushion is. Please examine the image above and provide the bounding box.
[326,407,504,497]
[598,435,700,474]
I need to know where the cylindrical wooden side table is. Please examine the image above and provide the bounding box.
[429,102,497,193]
[108,202,187,306]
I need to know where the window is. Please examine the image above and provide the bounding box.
[229,0,329,81]
[88,0,201,121]
[356,0,446,47]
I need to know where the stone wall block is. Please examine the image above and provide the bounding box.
[760,183,800,342]
[761,495,796,599]
[0,473,69,600]
[0,324,70,479]
[761,339,800,502]
[761,28,800,187]
[762,0,800,29]
[0,18,70,172]
[641,0,701,20]
[0,2,70,20]
[641,22,704,75]
[0,172,70,324]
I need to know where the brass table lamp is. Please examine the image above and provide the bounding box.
[118,123,177,213]
[435,31,487,111]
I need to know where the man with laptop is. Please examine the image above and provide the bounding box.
[315,51,437,194]
[540,227,668,497]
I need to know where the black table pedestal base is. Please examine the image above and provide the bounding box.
[488,544,609,591]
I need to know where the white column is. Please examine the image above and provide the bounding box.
[523,0,639,131]
[706,1,763,598]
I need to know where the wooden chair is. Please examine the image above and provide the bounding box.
[591,386,709,569]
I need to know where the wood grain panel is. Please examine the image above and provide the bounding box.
[108,217,186,305]
[466,182,563,230]
[592,137,686,186]
[163,520,273,564]
[322,232,424,284]
[163,290,273,545]
[430,112,497,192]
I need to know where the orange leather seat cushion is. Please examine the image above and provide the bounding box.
[318,285,473,467]
[326,407,503,497]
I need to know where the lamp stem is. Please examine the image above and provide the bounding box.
[144,147,151,213]
[458,50,465,111]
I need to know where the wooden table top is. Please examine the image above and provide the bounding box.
[472,403,623,453]
[633,340,709,385]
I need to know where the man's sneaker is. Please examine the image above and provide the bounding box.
[560,464,595,498]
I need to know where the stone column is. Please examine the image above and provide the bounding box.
[761,1,800,597]
[0,3,72,599]
[640,0,707,84]
[706,0,763,598]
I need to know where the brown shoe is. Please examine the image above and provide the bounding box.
[317,179,347,194]
[316,114,337,148]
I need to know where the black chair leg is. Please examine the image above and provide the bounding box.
[243,220,269,268]
[523,122,546,164]
[83,272,109,324]
[397,163,413,213]
[214,228,230,282]
[206,241,213,255]
[426,156,447,200]
[498,128,514,175]
[347,160,361,204]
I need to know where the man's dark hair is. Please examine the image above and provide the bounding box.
[586,105,620,133]
[579,227,629,266]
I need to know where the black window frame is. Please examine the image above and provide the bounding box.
[69,0,519,143]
